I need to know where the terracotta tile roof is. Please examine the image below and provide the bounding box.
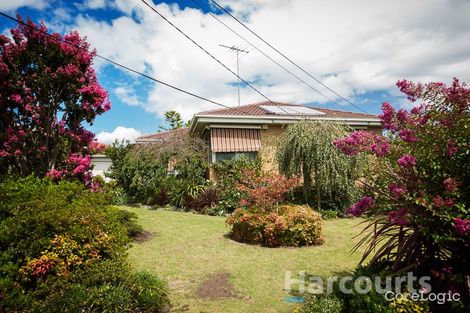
[197,101,378,119]
[136,127,189,142]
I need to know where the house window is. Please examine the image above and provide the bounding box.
[214,151,257,163]
[209,128,261,163]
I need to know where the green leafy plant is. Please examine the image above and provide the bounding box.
[106,132,208,206]
[0,176,168,312]
[211,156,261,213]
[277,121,363,212]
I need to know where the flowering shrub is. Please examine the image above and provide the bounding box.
[0,17,109,188]
[334,79,470,311]
[237,170,300,211]
[0,176,168,312]
[226,205,324,247]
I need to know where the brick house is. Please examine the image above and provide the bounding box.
[136,101,381,173]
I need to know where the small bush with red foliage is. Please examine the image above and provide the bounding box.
[226,171,323,247]
[237,170,300,210]
[226,205,324,247]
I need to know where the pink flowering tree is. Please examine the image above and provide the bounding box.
[0,17,110,188]
[334,79,470,309]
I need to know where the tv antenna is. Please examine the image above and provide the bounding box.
[220,44,249,106]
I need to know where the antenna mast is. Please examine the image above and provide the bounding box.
[220,44,249,106]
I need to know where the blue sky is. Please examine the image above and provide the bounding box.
[1,0,469,142]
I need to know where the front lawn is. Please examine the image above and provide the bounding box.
[123,207,366,313]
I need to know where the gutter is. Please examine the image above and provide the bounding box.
[190,114,381,134]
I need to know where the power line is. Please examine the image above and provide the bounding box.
[0,11,230,109]
[208,0,369,114]
[189,0,350,112]
[139,0,274,104]
[1,11,319,122]
[139,0,306,120]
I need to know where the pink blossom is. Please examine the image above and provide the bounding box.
[398,129,417,143]
[73,165,87,175]
[11,94,22,103]
[454,218,470,237]
[13,149,22,156]
[396,109,409,123]
[446,140,459,157]
[334,131,390,157]
[379,102,397,131]
[396,79,424,102]
[443,178,459,192]
[7,133,18,144]
[432,196,445,208]
[0,150,9,157]
[432,196,454,208]
[388,208,409,226]
[46,169,63,179]
[388,183,406,198]
[397,154,416,168]
[346,196,374,216]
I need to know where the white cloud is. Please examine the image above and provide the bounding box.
[83,0,107,10]
[96,126,142,144]
[0,0,47,11]
[57,0,470,117]
[114,85,141,106]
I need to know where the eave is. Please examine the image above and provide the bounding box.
[190,114,382,135]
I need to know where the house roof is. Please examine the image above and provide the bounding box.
[196,101,378,119]
[136,127,189,143]
[190,101,380,134]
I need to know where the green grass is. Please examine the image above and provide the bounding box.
[122,207,366,313]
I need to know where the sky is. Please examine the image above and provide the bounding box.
[1,0,470,143]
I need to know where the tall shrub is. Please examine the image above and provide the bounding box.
[0,177,168,312]
[211,156,261,213]
[335,79,469,311]
[106,134,208,205]
[0,18,109,187]
[277,121,362,211]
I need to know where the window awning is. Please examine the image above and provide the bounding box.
[210,128,261,153]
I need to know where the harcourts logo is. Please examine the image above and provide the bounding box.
[284,271,460,305]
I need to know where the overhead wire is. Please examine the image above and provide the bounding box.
[189,0,350,112]
[0,11,230,109]
[138,0,305,119]
[139,0,275,104]
[208,0,369,114]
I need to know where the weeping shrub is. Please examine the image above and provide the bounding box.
[277,121,364,212]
